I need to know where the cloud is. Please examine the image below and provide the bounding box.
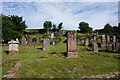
[2,0,119,2]
[2,2,118,30]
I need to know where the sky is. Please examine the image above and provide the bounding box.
[1,0,119,30]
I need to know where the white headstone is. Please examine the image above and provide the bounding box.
[8,39,19,55]
[51,33,54,39]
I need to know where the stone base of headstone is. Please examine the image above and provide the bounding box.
[67,52,78,58]
[9,50,18,55]
[43,47,49,50]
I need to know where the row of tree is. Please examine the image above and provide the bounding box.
[2,14,120,43]
[43,21,63,33]
[94,23,120,37]
[78,21,120,37]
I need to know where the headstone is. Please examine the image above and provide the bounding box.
[94,36,96,41]
[27,37,32,44]
[106,36,110,49]
[84,38,89,46]
[92,42,98,52]
[67,31,78,58]
[43,37,50,50]
[107,36,110,43]
[51,33,54,39]
[21,37,27,45]
[8,39,19,55]
[101,35,106,48]
[52,41,55,45]
[118,39,120,52]
[112,36,116,52]
[36,38,39,45]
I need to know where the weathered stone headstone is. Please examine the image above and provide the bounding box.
[51,33,54,39]
[27,37,32,44]
[84,38,89,46]
[8,39,19,55]
[21,37,27,45]
[43,37,50,50]
[67,31,78,58]
[118,39,120,52]
[107,36,110,43]
[36,38,39,45]
[106,36,111,49]
[92,42,98,52]
[112,36,116,52]
[101,35,106,48]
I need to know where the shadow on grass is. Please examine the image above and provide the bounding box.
[5,51,9,55]
[37,48,43,50]
[99,50,119,53]
[61,52,67,57]
[85,47,93,51]
[48,52,57,54]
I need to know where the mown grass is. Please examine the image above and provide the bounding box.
[2,42,120,78]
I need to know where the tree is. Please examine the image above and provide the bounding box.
[10,15,27,33]
[103,23,112,35]
[43,21,52,33]
[52,24,57,32]
[58,22,63,31]
[78,22,91,33]
[2,15,27,43]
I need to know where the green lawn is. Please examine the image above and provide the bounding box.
[2,42,120,78]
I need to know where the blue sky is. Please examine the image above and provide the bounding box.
[2,1,118,30]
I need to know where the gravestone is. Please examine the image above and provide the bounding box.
[27,37,32,44]
[118,39,120,52]
[107,36,110,43]
[93,42,98,52]
[36,38,39,45]
[84,38,89,46]
[8,39,19,55]
[67,31,78,58]
[94,36,96,41]
[106,36,110,49]
[112,36,116,52]
[101,35,106,48]
[21,37,27,46]
[43,37,50,50]
[51,33,54,39]
[52,41,55,45]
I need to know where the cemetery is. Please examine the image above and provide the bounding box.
[1,2,120,79]
[1,30,120,79]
